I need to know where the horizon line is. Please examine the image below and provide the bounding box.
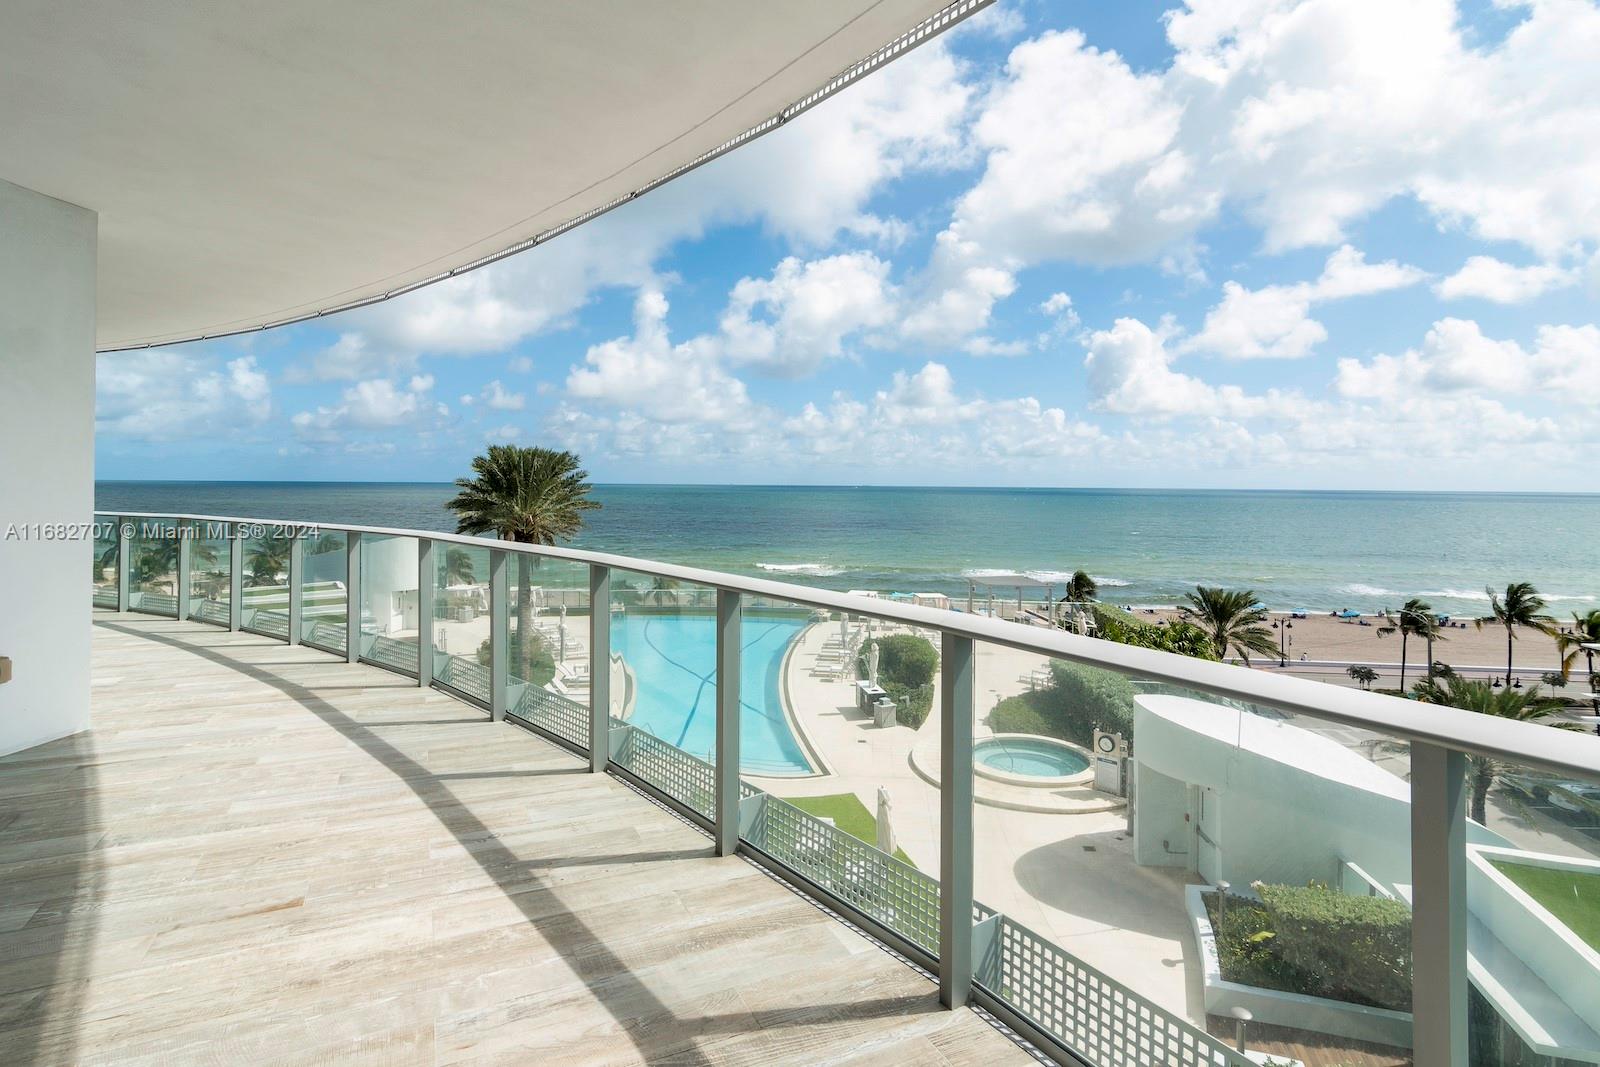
[92,478,1600,498]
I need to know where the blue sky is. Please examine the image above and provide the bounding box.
[96,0,1600,490]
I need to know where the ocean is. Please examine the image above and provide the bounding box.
[94,482,1600,618]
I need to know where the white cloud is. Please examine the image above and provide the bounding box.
[292,374,447,443]
[1083,317,1294,417]
[1434,255,1577,303]
[98,352,271,440]
[718,253,896,376]
[480,380,526,411]
[507,355,534,374]
[1186,245,1425,359]
[566,290,756,428]
[908,0,1600,346]
[1335,317,1600,403]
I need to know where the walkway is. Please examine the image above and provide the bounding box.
[0,613,1033,1066]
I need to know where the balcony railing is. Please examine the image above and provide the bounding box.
[90,512,1600,1067]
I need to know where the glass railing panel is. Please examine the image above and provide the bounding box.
[737,602,942,956]
[358,534,419,676]
[973,643,1414,1066]
[429,542,491,706]
[238,528,291,639]
[127,516,179,616]
[186,520,231,626]
[1462,742,1600,1064]
[505,552,589,750]
[608,569,717,819]
[92,517,119,608]
[300,530,348,654]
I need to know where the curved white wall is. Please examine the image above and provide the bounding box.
[0,179,96,756]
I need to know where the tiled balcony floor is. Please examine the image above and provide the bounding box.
[0,613,1034,1066]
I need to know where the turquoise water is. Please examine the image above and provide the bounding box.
[974,737,1091,778]
[612,612,812,776]
[95,482,1600,618]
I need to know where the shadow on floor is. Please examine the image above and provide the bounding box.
[94,618,946,1064]
[0,732,105,1067]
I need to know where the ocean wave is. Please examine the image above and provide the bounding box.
[756,562,844,578]
[1337,583,1395,598]
[961,568,1022,579]
[1092,575,1133,587]
[959,567,1133,587]
[1419,588,1491,602]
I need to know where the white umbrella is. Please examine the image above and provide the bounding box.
[840,616,850,647]
[558,604,567,663]
[876,786,895,855]
[868,642,880,687]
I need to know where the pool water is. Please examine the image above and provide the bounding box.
[612,612,814,776]
[973,737,1090,778]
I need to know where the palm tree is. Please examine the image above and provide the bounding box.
[1065,570,1097,602]
[446,446,599,683]
[1346,664,1378,690]
[1378,598,1441,691]
[244,538,289,587]
[1179,586,1277,664]
[442,547,477,587]
[1412,675,1577,823]
[1557,609,1600,688]
[1476,582,1555,686]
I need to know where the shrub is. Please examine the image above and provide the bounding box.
[477,630,558,688]
[1254,882,1411,1011]
[984,662,1136,746]
[861,634,938,728]
[987,691,1054,736]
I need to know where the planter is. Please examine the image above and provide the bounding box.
[1186,885,1413,1049]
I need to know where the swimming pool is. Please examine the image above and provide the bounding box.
[973,736,1090,779]
[612,612,815,776]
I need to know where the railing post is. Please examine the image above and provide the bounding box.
[344,531,361,663]
[175,521,191,621]
[417,538,434,688]
[116,518,131,612]
[228,530,243,632]
[715,589,742,857]
[589,564,611,772]
[286,531,303,646]
[1410,742,1467,1067]
[489,548,508,722]
[940,632,975,1009]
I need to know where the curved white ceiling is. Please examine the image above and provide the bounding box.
[0,0,983,351]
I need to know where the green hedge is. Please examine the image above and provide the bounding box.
[984,662,1136,746]
[1255,883,1411,1010]
[861,634,938,728]
[477,630,557,688]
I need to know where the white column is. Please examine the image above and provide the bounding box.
[714,589,741,857]
[1411,743,1468,1067]
[940,633,975,1008]
[589,565,611,771]
[0,179,96,757]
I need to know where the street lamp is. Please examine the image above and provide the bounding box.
[1271,619,1293,667]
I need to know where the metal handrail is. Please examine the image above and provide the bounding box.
[99,509,1600,780]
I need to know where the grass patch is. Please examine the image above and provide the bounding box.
[1492,860,1600,952]
[786,793,915,867]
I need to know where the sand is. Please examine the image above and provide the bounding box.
[1127,608,1593,691]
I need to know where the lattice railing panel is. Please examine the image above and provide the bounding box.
[984,912,1249,1067]
[303,619,347,655]
[612,724,715,818]
[134,592,178,617]
[190,599,230,626]
[438,655,490,703]
[247,609,290,640]
[365,634,418,675]
[511,686,588,749]
[746,793,940,955]
[93,588,118,609]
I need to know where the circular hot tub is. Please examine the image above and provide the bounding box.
[972,734,1095,788]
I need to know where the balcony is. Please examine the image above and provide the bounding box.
[6,512,1600,1066]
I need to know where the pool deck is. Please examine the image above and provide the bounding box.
[773,622,1202,1026]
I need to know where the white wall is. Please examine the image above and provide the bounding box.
[0,179,96,756]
